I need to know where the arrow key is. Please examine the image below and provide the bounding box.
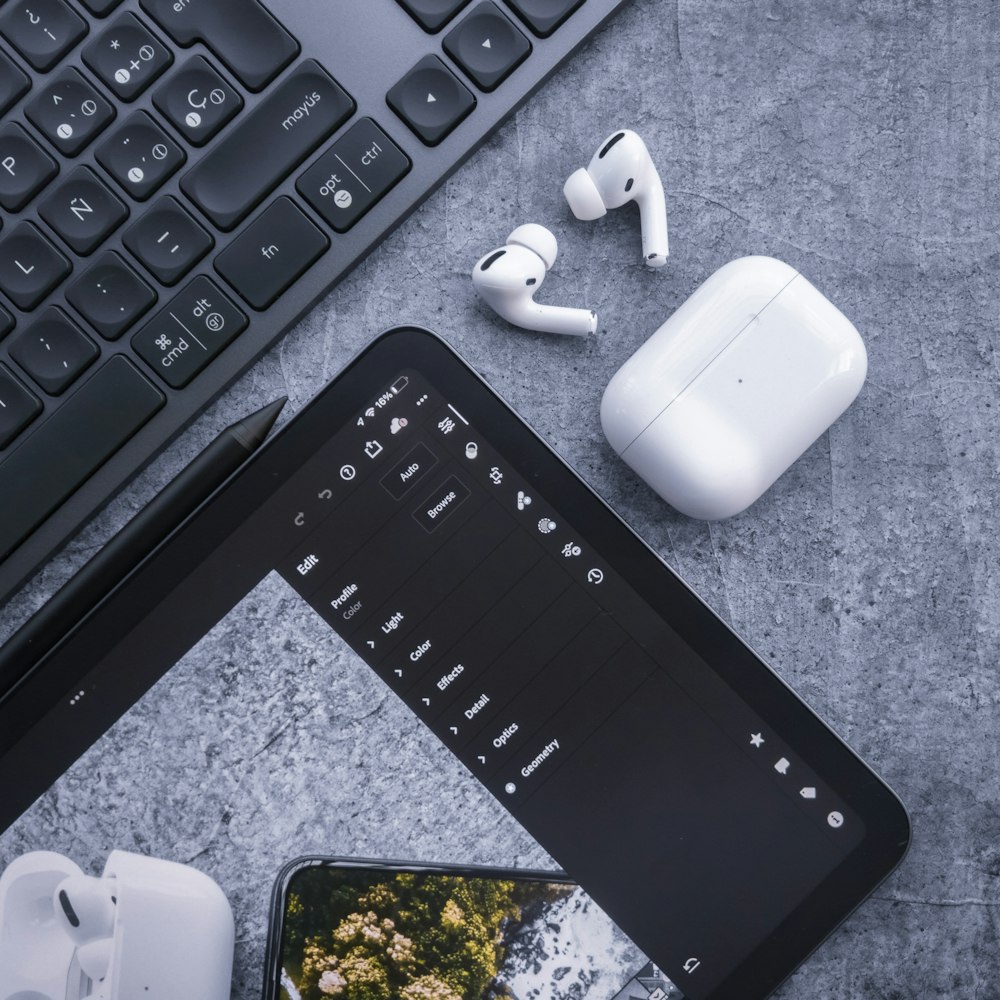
[387,55,476,146]
[397,0,472,32]
[444,2,531,92]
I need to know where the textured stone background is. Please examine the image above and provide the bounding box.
[2,0,999,997]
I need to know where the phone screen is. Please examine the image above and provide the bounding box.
[274,861,677,1000]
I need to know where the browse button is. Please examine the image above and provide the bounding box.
[413,475,471,532]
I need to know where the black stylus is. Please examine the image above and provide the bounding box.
[0,396,287,698]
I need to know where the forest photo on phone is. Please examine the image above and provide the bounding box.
[278,868,647,1000]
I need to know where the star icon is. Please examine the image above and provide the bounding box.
[750,732,765,748]
[110,39,120,49]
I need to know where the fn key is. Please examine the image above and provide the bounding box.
[215,198,329,310]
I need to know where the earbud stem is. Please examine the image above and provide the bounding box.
[638,177,669,268]
[527,302,598,337]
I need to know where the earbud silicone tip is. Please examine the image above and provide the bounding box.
[507,224,558,270]
[563,168,607,221]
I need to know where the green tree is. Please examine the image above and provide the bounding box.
[289,871,543,1000]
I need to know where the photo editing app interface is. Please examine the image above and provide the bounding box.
[273,370,863,997]
[277,866,677,1000]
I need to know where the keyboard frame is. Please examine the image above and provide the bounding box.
[0,0,633,605]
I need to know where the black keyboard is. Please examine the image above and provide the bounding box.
[0,0,632,605]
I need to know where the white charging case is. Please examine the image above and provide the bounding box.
[0,850,234,1000]
[601,256,867,519]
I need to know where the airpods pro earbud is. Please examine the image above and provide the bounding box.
[54,874,117,982]
[564,129,669,268]
[472,223,598,336]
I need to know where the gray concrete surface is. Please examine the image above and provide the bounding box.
[2,0,998,997]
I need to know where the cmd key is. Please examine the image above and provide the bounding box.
[182,61,355,231]
[139,0,298,92]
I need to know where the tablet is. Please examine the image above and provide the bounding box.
[0,327,909,1000]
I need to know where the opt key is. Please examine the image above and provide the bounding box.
[297,119,411,233]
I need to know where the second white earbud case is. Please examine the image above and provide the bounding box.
[0,850,234,1000]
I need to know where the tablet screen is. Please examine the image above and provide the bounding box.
[0,328,908,1000]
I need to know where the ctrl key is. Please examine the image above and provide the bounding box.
[297,119,411,233]
[132,276,248,389]
[0,365,41,450]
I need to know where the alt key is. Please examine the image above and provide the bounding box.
[297,119,411,233]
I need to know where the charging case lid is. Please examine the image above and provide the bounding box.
[601,256,867,519]
[0,851,85,1000]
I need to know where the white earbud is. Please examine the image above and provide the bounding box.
[564,129,669,268]
[472,224,598,337]
[54,874,117,982]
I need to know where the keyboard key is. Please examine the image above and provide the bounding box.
[181,61,355,231]
[79,0,125,14]
[0,0,87,72]
[0,365,41,450]
[132,276,248,389]
[139,0,298,92]
[82,13,173,101]
[96,112,185,201]
[0,356,165,561]
[25,68,116,156]
[66,251,156,339]
[0,51,30,116]
[445,2,531,91]
[504,0,584,36]
[38,166,128,255]
[398,0,472,31]
[215,197,329,309]
[387,55,476,146]
[153,56,242,147]
[9,307,98,395]
[0,222,71,310]
[0,306,13,340]
[0,124,58,212]
[124,195,212,285]
[297,118,411,233]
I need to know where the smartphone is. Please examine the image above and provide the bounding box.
[264,857,679,1000]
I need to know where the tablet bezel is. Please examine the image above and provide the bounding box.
[0,326,910,1000]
